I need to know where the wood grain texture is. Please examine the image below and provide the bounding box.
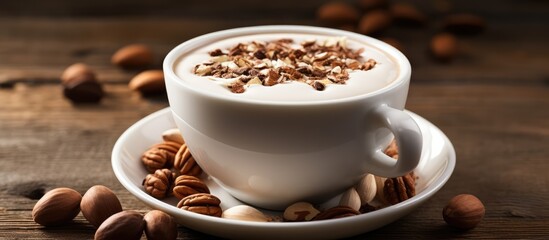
[1,0,548,239]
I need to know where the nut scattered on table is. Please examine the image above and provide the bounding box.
[443,194,485,229]
[32,187,82,226]
[430,33,458,62]
[111,43,153,69]
[357,10,392,35]
[128,70,165,94]
[143,210,177,240]
[339,187,361,211]
[61,63,104,103]
[355,173,377,204]
[222,205,269,222]
[80,185,123,228]
[316,1,360,25]
[173,144,202,177]
[283,202,320,221]
[94,210,145,240]
[313,206,361,220]
[143,169,176,199]
[162,128,185,145]
[177,193,222,217]
[172,175,210,200]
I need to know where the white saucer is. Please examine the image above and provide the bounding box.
[112,108,455,239]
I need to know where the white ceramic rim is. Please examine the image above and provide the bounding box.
[163,25,412,106]
[112,108,455,232]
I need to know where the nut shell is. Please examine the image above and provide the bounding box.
[443,194,485,229]
[81,185,123,228]
[144,210,177,240]
[94,210,144,240]
[32,187,82,226]
[111,43,153,69]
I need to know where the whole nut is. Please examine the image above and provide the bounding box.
[95,210,144,240]
[32,187,82,226]
[374,176,388,203]
[390,3,427,26]
[222,205,269,222]
[62,73,104,103]
[143,169,176,199]
[357,10,392,35]
[430,33,458,62]
[443,194,485,229]
[111,43,153,69]
[61,63,95,85]
[173,144,202,177]
[355,173,377,204]
[443,13,485,35]
[128,70,165,94]
[177,193,222,217]
[162,128,185,145]
[283,202,320,221]
[81,185,123,228]
[143,210,177,240]
[173,175,209,199]
[316,2,360,25]
[339,187,361,211]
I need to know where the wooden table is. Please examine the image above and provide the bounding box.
[1,0,548,239]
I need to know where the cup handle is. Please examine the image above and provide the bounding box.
[367,105,422,178]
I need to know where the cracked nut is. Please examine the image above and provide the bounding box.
[162,128,184,145]
[173,144,202,177]
[144,210,177,240]
[383,172,416,205]
[95,210,144,240]
[111,43,153,69]
[172,175,209,199]
[141,141,181,172]
[339,188,361,211]
[143,169,176,199]
[32,187,82,226]
[443,194,485,229]
[81,185,123,228]
[222,205,269,222]
[177,193,222,217]
[283,202,320,221]
[355,173,377,204]
[313,206,360,221]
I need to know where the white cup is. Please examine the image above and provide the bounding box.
[164,25,422,210]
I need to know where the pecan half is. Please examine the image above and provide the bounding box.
[173,175,210,200]
[173,144,202,177]
[313,206,360,220]
[383,172,416,205]
[142,169,176,199]
[177,193,222,217]
[142,141,182,172]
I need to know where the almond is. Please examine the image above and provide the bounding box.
[128,70,165,94]
[339,187,361,211]
[317,2,360,25]
[81,185,123,228]
[32,187,82,226]
[222,205,269,222]
[111,44,153,69]
[430,33,458,62]
[144,210,177,240]
[162,128,184,145]
[95,211,144,240]
[357,10,392,35]
[390,3,427,27]
[443,13,485,35]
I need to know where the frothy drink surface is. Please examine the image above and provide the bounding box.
[174,33,398,102]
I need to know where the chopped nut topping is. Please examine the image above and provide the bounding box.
[193,37,377,93]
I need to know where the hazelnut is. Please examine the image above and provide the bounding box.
[443,194,485,229]
[94,210,144,240]
[81,185,123,228]
[61,63,95,85]
[144,210,177,240]
[222,205,269,222]
[355,173,377,204]
[339,187,361,211]
[283,202,320,221]
[128,70,165,94]
[162,128,185,145]
[32,187,82,226]
[430,33,458,62]
[111,43,153,69]
[60,63,104,103]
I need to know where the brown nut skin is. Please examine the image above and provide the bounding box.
[94,210,144,240]
[129,70,165,94]
[61,63,95,85]
[81,185,123,228]
[316,2,360,25]
[443,194,485,230]
[430,33,458,62]
[111,44,153,69]
[174,144,202,177]
[144,210,177,240]
[177,193,222,217]
[32,187,82,226]
[62,73,104,103]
